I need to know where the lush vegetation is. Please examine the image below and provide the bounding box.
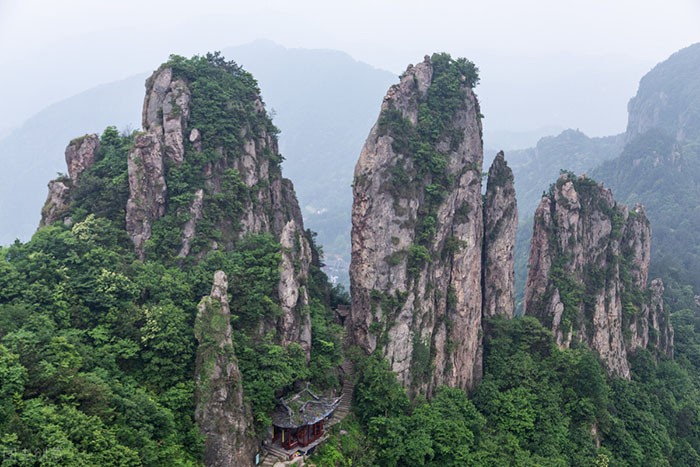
[313,315,700,466]
[6,47,700,467]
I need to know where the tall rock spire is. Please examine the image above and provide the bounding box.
[195,271,256,467]
[349,53,492,395]
[483,151,518,319]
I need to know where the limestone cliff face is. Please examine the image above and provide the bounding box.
[195,271,256,467]
[648,279,674,356]
[40,135,100,227]
[524,173,674,378]
[483,151,517,319]
[125,132,167,257]
[350,54,502,395]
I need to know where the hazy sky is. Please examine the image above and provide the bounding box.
[1,0,699,136]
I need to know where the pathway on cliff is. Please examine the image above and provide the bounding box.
[260,359,356,466]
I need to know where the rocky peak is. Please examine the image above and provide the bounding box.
[350,53,490,396]
[142,67,191,164]
[483,151,518,319]
[65,134,100,182]
[524,173,673,378]
[123,55,313,360]
[194,270,256,467]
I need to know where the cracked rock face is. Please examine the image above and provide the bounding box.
[40,180,71,227]
[483,151,517,319]
[276,220,313,358]
[524,174,674,378]
[125,132,166,259]
[126,67,190,259]
[194,271,256,467]
[349,55,494,396]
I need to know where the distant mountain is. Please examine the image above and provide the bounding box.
[507,129,625,218]
[593,43,700,307]
[0,41,395,286]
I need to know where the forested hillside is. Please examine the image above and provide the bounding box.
[314,314,700,466]
[0,54,344,465]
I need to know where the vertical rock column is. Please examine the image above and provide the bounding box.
[125,67,190,259]
[349,54,486,395]
[194,271,256,467]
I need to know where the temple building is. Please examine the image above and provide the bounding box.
[271,385,341,450]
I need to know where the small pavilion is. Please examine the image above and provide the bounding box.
[271,385,341,450]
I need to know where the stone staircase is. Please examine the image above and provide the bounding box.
[329,360,354,427]
[260,445,289,466]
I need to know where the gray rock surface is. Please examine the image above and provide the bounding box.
[125,132,166,259]
[276,219,312,359]
[40,135,100,227]
[126,67,190,258]
[40,180,71,227]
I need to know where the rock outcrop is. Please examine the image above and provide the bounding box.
[40,135,100,227]
[277,219,313,357]
[195,271,256,467]
[40,180,71,227]
[524,173,674,378]
[483,151,517,319]
[350,54,515,396]
[122,60,313,360]
[65,134,100,182]
[125,132,167,258]
[648,278,674,356]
